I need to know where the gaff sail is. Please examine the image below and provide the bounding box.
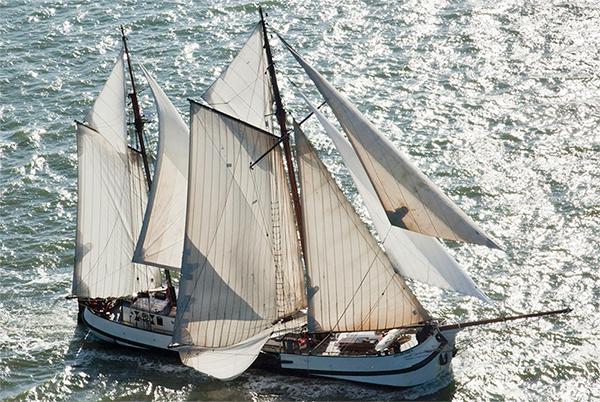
[173,102,305,379]
[73,51,161,298]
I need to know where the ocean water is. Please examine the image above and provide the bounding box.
[0,0,599,400]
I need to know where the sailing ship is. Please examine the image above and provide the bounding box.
[71,27,187,350]
[71,20,306,355]
[71,10,569,388]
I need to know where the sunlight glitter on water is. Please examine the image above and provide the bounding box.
[0,0,599,400]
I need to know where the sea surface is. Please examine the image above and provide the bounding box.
[1,0,599,400]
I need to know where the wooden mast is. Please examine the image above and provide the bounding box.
[120,26,151,188]
[258,8,307,258]
[120,26,176,305]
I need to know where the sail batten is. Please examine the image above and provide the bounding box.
[132,66,189,271]
[298,92,488,301]
[295,122,429,333]
[73,52,161,298]
[283,39,500,249]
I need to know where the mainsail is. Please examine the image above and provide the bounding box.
[173,102,305,379]
[202,22,273,132]
[295,122,429,332]
[133,66,189,270]
[298,92,488,301]
[282,38,499,249]
[73,51,161,298]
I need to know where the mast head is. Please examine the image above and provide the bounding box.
[258,5,267,26]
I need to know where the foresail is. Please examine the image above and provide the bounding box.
[298,92,488,301]
[295,122,429,333]
[174,102,304,368]
[133,66,188,271]
[284,39,499,249]
[202,22,273,131]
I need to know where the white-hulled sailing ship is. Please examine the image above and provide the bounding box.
[72,21,306,354]
[71,10,570,388]
[71,26,187,350]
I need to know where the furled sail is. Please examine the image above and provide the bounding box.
[295,122,429,333]
[298,92,488,301]
[173,102,305,379]
[202,22,273,131]
[283,38,499,249]
[73,52,161,298]
[132,66,188,270]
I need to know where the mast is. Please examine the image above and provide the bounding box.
[120,26,152,188]
[258,8,307,257]
[120,26,176,305]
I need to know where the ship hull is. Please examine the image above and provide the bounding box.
[257,329,459,388]
[81,306,174,352]
[82,305,454,388]
[81,305,306,352]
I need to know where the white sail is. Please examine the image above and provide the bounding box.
[73,52,161,298]
[271,140,307,316]
[84,50,128,148]
[179,330,271,381]
[132,66,189,270]
[298,92,488,301]
[202,22,273,131]
[174,102,305,378]
[295,122,429,333]
[284,40,499,249]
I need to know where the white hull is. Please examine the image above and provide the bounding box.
[83,306,457,388]
[82,307,173,351]
[273,329,459,388]
[82,306,307,352]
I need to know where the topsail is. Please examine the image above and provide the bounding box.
[202,23,273,131]
[283,39,499,249]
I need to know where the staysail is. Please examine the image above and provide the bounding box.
[298,92,488,301]
[295,122,429,333]
[132,66,189,270]
[73,51,161,298]
[173,102,305,379]
[283,38,499,249]
[202,22,273,132]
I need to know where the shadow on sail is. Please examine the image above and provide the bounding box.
[176,238,264,327]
